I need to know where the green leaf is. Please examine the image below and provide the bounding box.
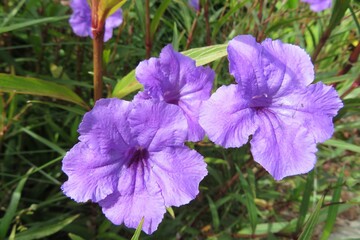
[323,139,360,153]
[206,195,220,231]
[99,0,127,19]
[0,74,88,109]
[112,44,227,98]
[298,196,324,240]
[328,0,351,31]
[14,215,79,240]
[150,0,171,38]
[238,171,258,234]
[166,207,176,219]
[130,217,144,240]
[21,128,66,155]
[320,169,344,240]
[0,16,69,34]
[297,171,314,232]
[0,168,33,239]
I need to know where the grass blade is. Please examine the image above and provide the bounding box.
[298,196,324,240]
[130,217,144,240]
[320,168,344,240]
[0,168,33,239]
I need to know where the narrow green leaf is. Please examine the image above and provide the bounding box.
[0,74,88,109]
[298,196,324,240]
[320,169,344,240]
[238,172,258,233]
[1,0,27,27]
[21,128,66,155]
[206,195,220,231]
[99,0,127,18]
[166,207,175,219]
[328,0,351,31]
[130,217,144,240]
[150,0,171,38]
[0,16,69,34]
[0,168,33,239]
[297,171,315,232]
[323,139,360,153]
[14,215,79,240]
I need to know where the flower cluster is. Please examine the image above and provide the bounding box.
[69,0,123,42]
[62,45,214,233]
[301,0,332,12]
[62,35,342,233]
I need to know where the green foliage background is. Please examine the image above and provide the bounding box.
[0,0,359,239]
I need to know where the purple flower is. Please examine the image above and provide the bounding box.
[301,0,332,12]
[189,0,200,11]
[199,35,343,180]
[69,0,123,42]
[62,98,207,234]
[135,45,215,142]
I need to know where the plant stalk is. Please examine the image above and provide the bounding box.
[92,0,105,101]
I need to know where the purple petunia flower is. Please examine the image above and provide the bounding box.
[135,44,215,142]
[61,98,207,234]
[301,0,332,12]
[69,0,123,42]
[189,0,200,11]
[199,35,343,181]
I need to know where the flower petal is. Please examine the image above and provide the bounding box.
[129,100,187,151]
[199,84,258,148]
[271,82,343,143]
[301,0,332,12]
[251,111,317,180]
[178,100,205,141]
[100,188,165,234]
[78,98,133,154]
[100,163,165,234]
[61,142,124,202]
[260,38,314,96]
[150,147,207,207]
[104,9,123,42]
[228,35,268,99]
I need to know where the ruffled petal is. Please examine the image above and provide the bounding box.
[228,35,268,99]
[150,147,207,207]
[251,111,317,180]
[61,142,124,202]
[69,12,91,37]
[260,38,314,96]
[271,82,343,143]
[129,100,187,151]
[100,185,165,234]
[199,84,258,148]
[78,98,133,154]
[104,9,123,42]
[178,100,205,141]
[69,0,91,37]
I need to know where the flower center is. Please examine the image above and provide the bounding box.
[250,93,272,110]
[163,90,180,105]
[128,147,149,167]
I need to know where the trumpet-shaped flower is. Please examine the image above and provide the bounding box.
[199,35,343,180]
[301,0,332,12]
[69,0,123,42]
[62,98,207,234]
[135,44,215,142]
